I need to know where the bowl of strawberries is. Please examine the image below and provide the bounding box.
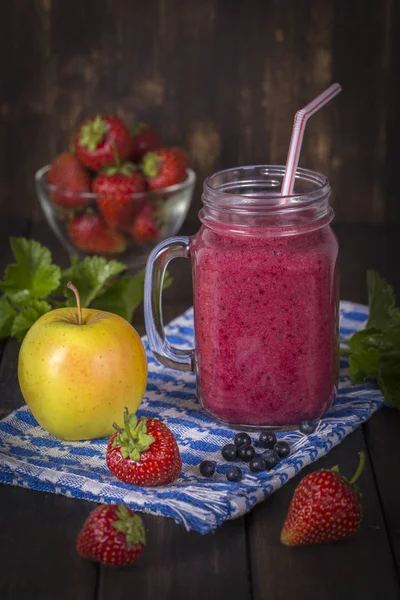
[35,114,196,267]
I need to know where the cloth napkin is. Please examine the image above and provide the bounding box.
[0,301,383,534]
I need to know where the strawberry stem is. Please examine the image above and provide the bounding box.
[67,281,82,325]
[348,451,365,486]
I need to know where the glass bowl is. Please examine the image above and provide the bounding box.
[35,165,196,269]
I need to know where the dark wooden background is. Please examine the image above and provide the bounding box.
[2,3,400,597]
[1,0,400,229]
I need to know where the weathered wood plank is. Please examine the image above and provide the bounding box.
[248,428,400,599]
[1,0,399,226]
[98,516,250,600]
[364,408,400,575]
[0,486,97,600]
[384,0,400,224]
[333,223,400,303]
[331,1,390,223]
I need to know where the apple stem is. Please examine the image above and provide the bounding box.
[67,281,82,325]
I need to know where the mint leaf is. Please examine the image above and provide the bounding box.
[90,276,143,321]
[346,271,400,409]
[0,238,61,305]
[11,300,52,341]
[0,296,16,339]
[349,327,396,355]
[348,327,381,353]
[350,326,400,359]
[377,362,400,409]
[62,256,126,308]
[366,270,400,329]
[348,347,380,383]
[91,268,173,322]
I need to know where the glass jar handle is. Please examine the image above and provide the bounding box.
[144,236,194,371]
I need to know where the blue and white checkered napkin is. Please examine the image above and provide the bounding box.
[0,301,384,534]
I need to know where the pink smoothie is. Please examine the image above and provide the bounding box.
[191,223,339,427]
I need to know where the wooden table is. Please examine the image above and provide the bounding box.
[1,218,400,600]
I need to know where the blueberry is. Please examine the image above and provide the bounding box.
[249,457,267,473]
[199,460,216,477]
[234,432,252,448]
[222,443,238,461]
[259,431,277,449]
[261,449,280,470]
[226,466,243,482]
[299,420,318,435]
[237,444,256,462]
[274,441,290,458]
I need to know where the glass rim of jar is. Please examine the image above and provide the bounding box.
[200,165,333,236]
[202,165,330,212]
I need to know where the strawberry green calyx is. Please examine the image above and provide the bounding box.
[103,162,137,177]
[79,116,110,151]
[331,451,365,487]
[112,408,155,461]
[142,152,162,178]
[131,122,148,136]
[111,505,146,547]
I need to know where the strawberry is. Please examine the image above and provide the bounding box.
[130,123,161,162]
[93,162,146,230]
[47,152,91,209]
[280,452,364,547]
[68,213,126,254]
[73,114,131,171]
[76,504,145,567]
[141,147,188,190]
[131,203,159,244]
[106,408,182,487]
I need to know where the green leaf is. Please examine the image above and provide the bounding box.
[345,271,400,408]
[11,300,52,341]
[366,270,399,329]
[349,326,400,360]
[62,256,126,308]
[90,268,173,322]
[89,278,134,319]
[55,255,79,295]
[348,347,380,383]
[348,328,379,353]
[349,327,390,354]
[0,238,60,305]
[0,296,17,339]
[377,362,400,409]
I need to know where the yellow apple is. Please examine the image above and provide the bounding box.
[18,283,148,441]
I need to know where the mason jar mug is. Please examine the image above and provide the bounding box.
[144,165,339,429]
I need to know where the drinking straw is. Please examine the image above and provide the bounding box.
[281,83,342,196]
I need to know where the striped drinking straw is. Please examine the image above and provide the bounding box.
[281,83,342,197]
